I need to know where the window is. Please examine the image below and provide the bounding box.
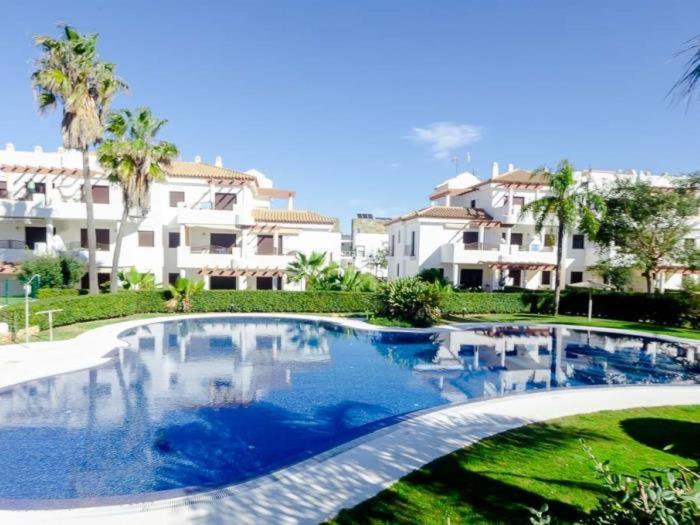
[210,233,237,253]
[572,234,585,249]
[81,228,110,250]
[209,276,237,289]
[82,185,110,204]
[570,271,583,284]
[355,245,366,257]
[390,234,395,256]
[169,191,185,208]
[169,232,180,248]
[256,277,274,290]
[397,231,401,243]
[512,196,525,207]
[25,227,47,250]
[410,231,416,257]
[470,199,476,208]
[138,230,154,247]
[81,272,110,289]
[256,235,274,255]
[541,271,551,286]
[510,233,523,246]
[214,192,236,210]
[510,269,522,287]
[0,181,7,198]
[396,263,400,277]
[168,273,179,285]
[23,182,46,200]
[463,231,478,248]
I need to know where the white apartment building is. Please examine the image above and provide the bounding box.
[341,214,389,278]
[0,144,340,291]
[387,162,698,292]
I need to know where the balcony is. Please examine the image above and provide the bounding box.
[175,203,253,227]
[178,244,243,269]
[0,194,122,220]
[441,242,556,266]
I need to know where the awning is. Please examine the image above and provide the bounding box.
[487,262,556,271]
[198,267,285,277]
[657,266,700,275]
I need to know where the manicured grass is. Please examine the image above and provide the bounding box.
[367,316,414,328]
[329,405,700,525]
[443,313,700,340]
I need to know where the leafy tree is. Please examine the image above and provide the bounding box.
[596,180,700,293]
[118,267,155,291]
[98,108,178,292]
[367,248,388,277]
[166,277,204,312]
[32,25,126,294]
[19,254,85,289]
[286,251,332,289]
[521,160,605,314]
[418,267,449,286]
[316,266,378,292]
[587,258,635,291]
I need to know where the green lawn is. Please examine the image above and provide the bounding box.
[329,405,700,525]
[442,313,700,340]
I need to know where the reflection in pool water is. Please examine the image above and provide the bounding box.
[0,317,697,503]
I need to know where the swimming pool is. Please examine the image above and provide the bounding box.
[0,317,697,506]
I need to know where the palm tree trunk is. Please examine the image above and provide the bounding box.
[82,147,99,294]
[554,222,565,315]
[110,204,129,292]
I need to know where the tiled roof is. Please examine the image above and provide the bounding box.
[493,169,548,185]
[165,161,257,182]
[389,206,494,224]
[0,262,20,275]
[0,164,92,176]
[252,208,336,224]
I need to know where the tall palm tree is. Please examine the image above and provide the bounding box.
[98,108,178,292]
[286,251,330,289]
[521,160,605,315]
[670,34,700,105]
[32,25,126,293]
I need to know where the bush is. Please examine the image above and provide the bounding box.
[443,292,529,315]
[19,254,86,290]
[193,290,379,314]
[377,277,443,327]
[36,288,81,300]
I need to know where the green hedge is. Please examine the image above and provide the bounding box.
[36,288,82,300]
[191,290,380,314]
[0,291,166,331]
[442,292,529,315]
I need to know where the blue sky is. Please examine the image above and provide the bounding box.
[2,1,699,230]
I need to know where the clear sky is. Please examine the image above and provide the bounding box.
[2,1,699,230]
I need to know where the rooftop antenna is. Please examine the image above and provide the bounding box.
[451,156,459,174]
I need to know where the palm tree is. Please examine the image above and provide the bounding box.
[98,108,178,292]
[286,251,330,289]
[521,160,605,315]
[670,34,700,105]
[32,25,126,294]
[166,277,205,313]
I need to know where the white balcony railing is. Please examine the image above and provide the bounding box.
[441,242,556,265]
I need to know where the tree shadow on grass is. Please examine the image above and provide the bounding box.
[619,417,700,461]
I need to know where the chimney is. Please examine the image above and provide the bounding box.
[507,163,514,172]
[194,155,202,163]
[5,143,14,152]
[215,155,223,167]
[491,161,499,178]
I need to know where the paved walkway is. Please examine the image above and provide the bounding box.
[0,314,698,524]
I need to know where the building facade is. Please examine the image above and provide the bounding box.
[341,214,389,278]
[387,162,698,292]
[0,144,340,291]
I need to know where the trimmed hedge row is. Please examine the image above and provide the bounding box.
[525,289,700,327]
[36,288,82,300]
[190,290,379,314]
[442,292,528,315]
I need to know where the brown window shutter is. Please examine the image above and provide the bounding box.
[215,192,236,210]
[257,235,273,255]
[278,235,283,255]
[170,191,185,208]
[80,228,87,248]
[513,196,525,206]
[92,185,110,204]
[96,229,110,250]
[0,181,8,198]
[138,230,155,247]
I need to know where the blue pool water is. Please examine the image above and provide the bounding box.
[0,317,697,505]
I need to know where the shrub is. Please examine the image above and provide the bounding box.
[377,277,443,327]
[36,288,81,300]
[19,254,85,290]
[443,292,529,315]
[166,277,205,312]
[192,290,379,314]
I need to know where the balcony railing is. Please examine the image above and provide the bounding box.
[256,247,290,256]
[190,244,237,255]
[65,241,111,252]
[0,240,26,250]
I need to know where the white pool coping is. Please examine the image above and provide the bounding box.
[0,314,698,525]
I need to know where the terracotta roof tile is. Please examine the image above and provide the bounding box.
[493,169,548,185]
[252,208,336,224]
[165,161,257,182]
[389,206,494,224]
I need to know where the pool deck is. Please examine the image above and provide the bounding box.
[0,314,698,524]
